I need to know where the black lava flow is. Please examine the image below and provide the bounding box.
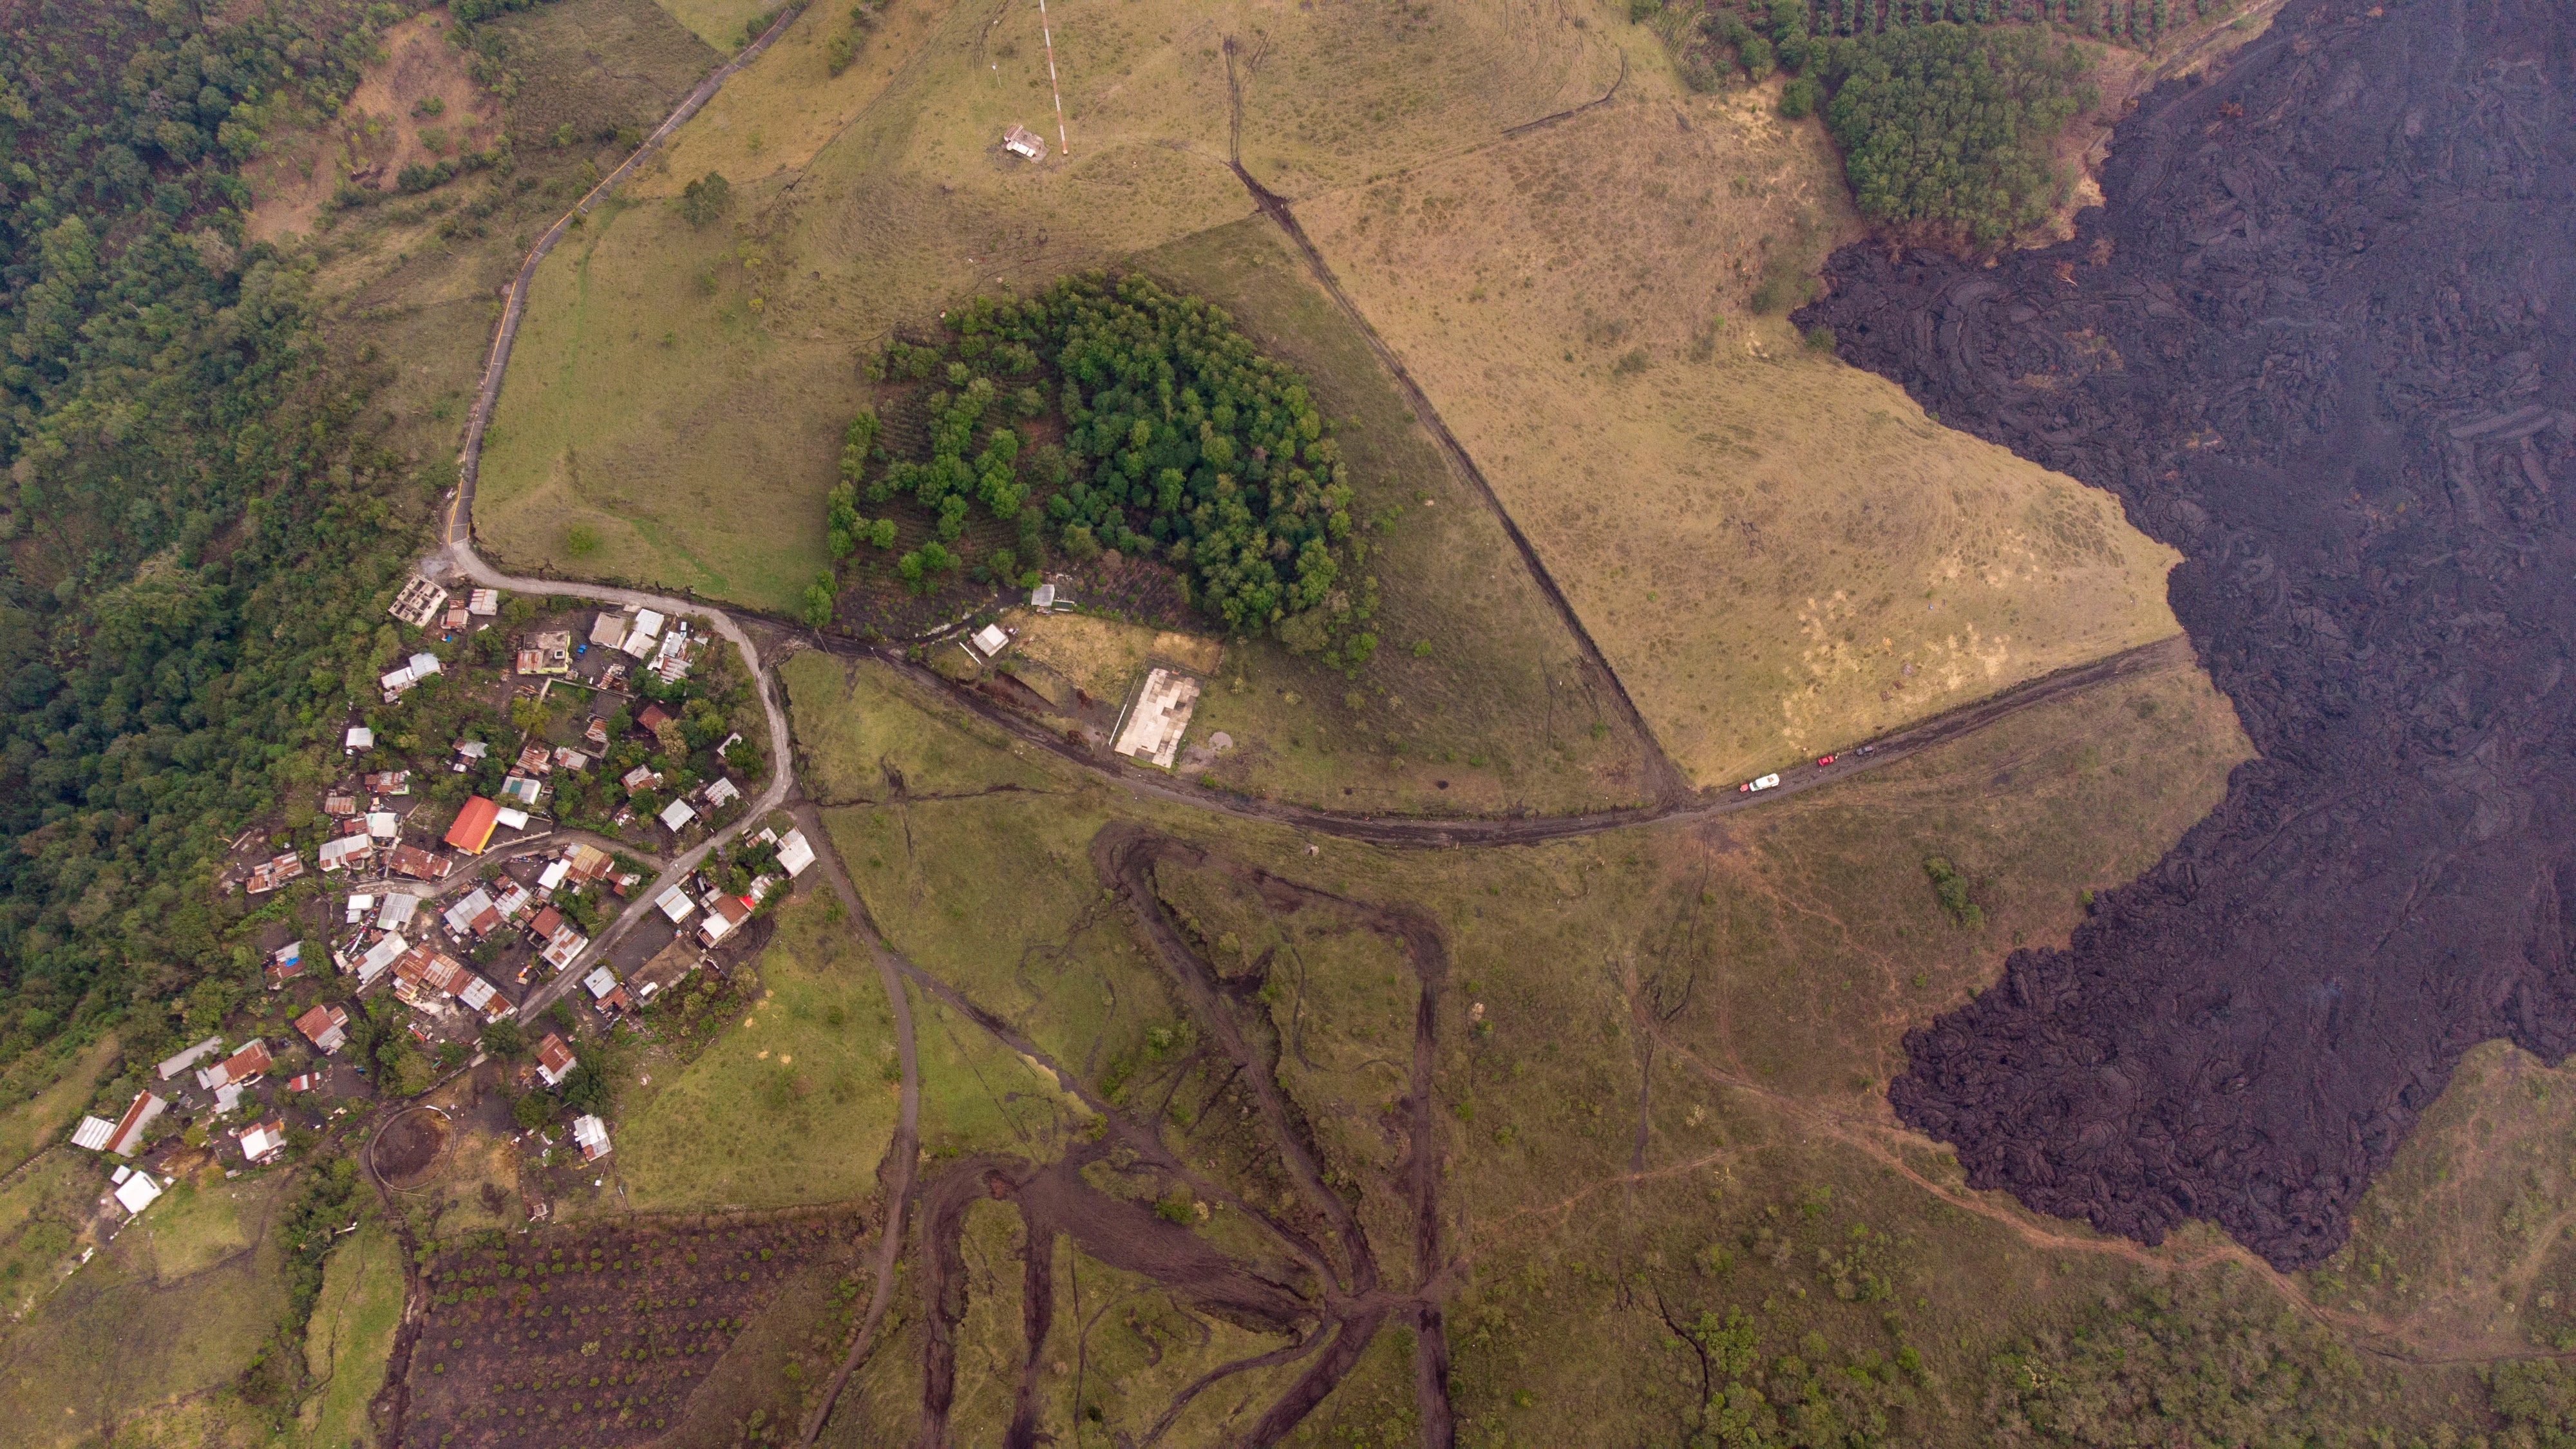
[1797,0,2576,1269]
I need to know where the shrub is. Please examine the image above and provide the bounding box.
[1922,855,1983,929]
[1803,324,1837,352]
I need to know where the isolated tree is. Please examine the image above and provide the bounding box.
[802,571,837,627]
[677,171,732,227]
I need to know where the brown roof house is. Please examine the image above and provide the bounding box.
[535,1032,577,1088]
[196,1039,272,1092]
[296,1003,350,1054]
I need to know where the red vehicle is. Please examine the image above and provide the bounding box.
[1815,754,1837,767]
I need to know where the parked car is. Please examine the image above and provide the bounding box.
[1739,773,1782,793]
[1815,754,1837,767]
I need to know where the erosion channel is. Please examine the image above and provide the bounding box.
[900,825,1455,1446]
[1799,0,2576,1269]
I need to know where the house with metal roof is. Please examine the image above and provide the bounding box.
[444,796,501,853]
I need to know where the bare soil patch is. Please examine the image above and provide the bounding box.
[245,10,502,242]
[375,1108,453,1189]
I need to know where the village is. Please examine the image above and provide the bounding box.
[55,573,815,1236]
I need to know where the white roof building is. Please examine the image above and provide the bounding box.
[658,799,697,833]
[1003,123,1047,161]
[156,1037,224,1081]
[704,777,740,808]
[366,811,400,840]
[318,835,372,873]
[537,859,570,893]
[71,1116,117,1151]
[656,886,695,924]
[591,611,628,650]
[345,726,374,753]
[621,609,665,658]
[571,1114,612,1162]
[495,806,532,831]
[583,966,621,1000]
[378,893,419,931]
[775,829,815,878]
[356,931,408,987]
[468,589,500,615]
[239,1121,289,1164]
[971,623,1010,657]
[345,893,375,925]
[113,1173,163,1216]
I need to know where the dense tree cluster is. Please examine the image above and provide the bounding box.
[1690,6,2100,244]
[0,2,439,1075]
[1818,25,2094,242]
[832,273,1376,666]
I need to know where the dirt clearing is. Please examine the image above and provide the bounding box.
[245,10,502,243]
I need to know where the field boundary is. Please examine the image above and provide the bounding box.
[1221,154,1690,805]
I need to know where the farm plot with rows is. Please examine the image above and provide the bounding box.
[396,1214,852,1447]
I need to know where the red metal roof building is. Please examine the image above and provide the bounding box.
[444,796,500,853]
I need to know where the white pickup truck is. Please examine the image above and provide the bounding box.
[1738,773,1781,793]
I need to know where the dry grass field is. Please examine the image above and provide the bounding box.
[1295,88,2183,787]
[469,0,1625,611]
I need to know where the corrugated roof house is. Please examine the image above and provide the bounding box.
[444,887,502,938]
[296,1002,350,1054]
[571,1114,612,1162]
[157,1037,223,1081]
[355,931,409,987]
[247,852,305,894]
[387,844,448,881]
[196,1039,272,1092]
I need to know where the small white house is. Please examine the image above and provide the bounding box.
[971,623,1011,658]
[1003,124,1047,161]
[656,886,696,924]
[113,1172,164,1217]
[572,1114,612,1162]
[658,799,697,833]
[345,726,374,753]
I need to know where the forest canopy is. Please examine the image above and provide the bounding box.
[0,0,432,1077]
[1698,5,2099,245]
[1817,24,2096,242]
[831,274,1378,668]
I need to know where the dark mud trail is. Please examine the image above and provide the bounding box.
[1799,0,2576,1269]
[1098,825,1458,1446]
[911,1149,1318,1448]
[875,825,1461,1445]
